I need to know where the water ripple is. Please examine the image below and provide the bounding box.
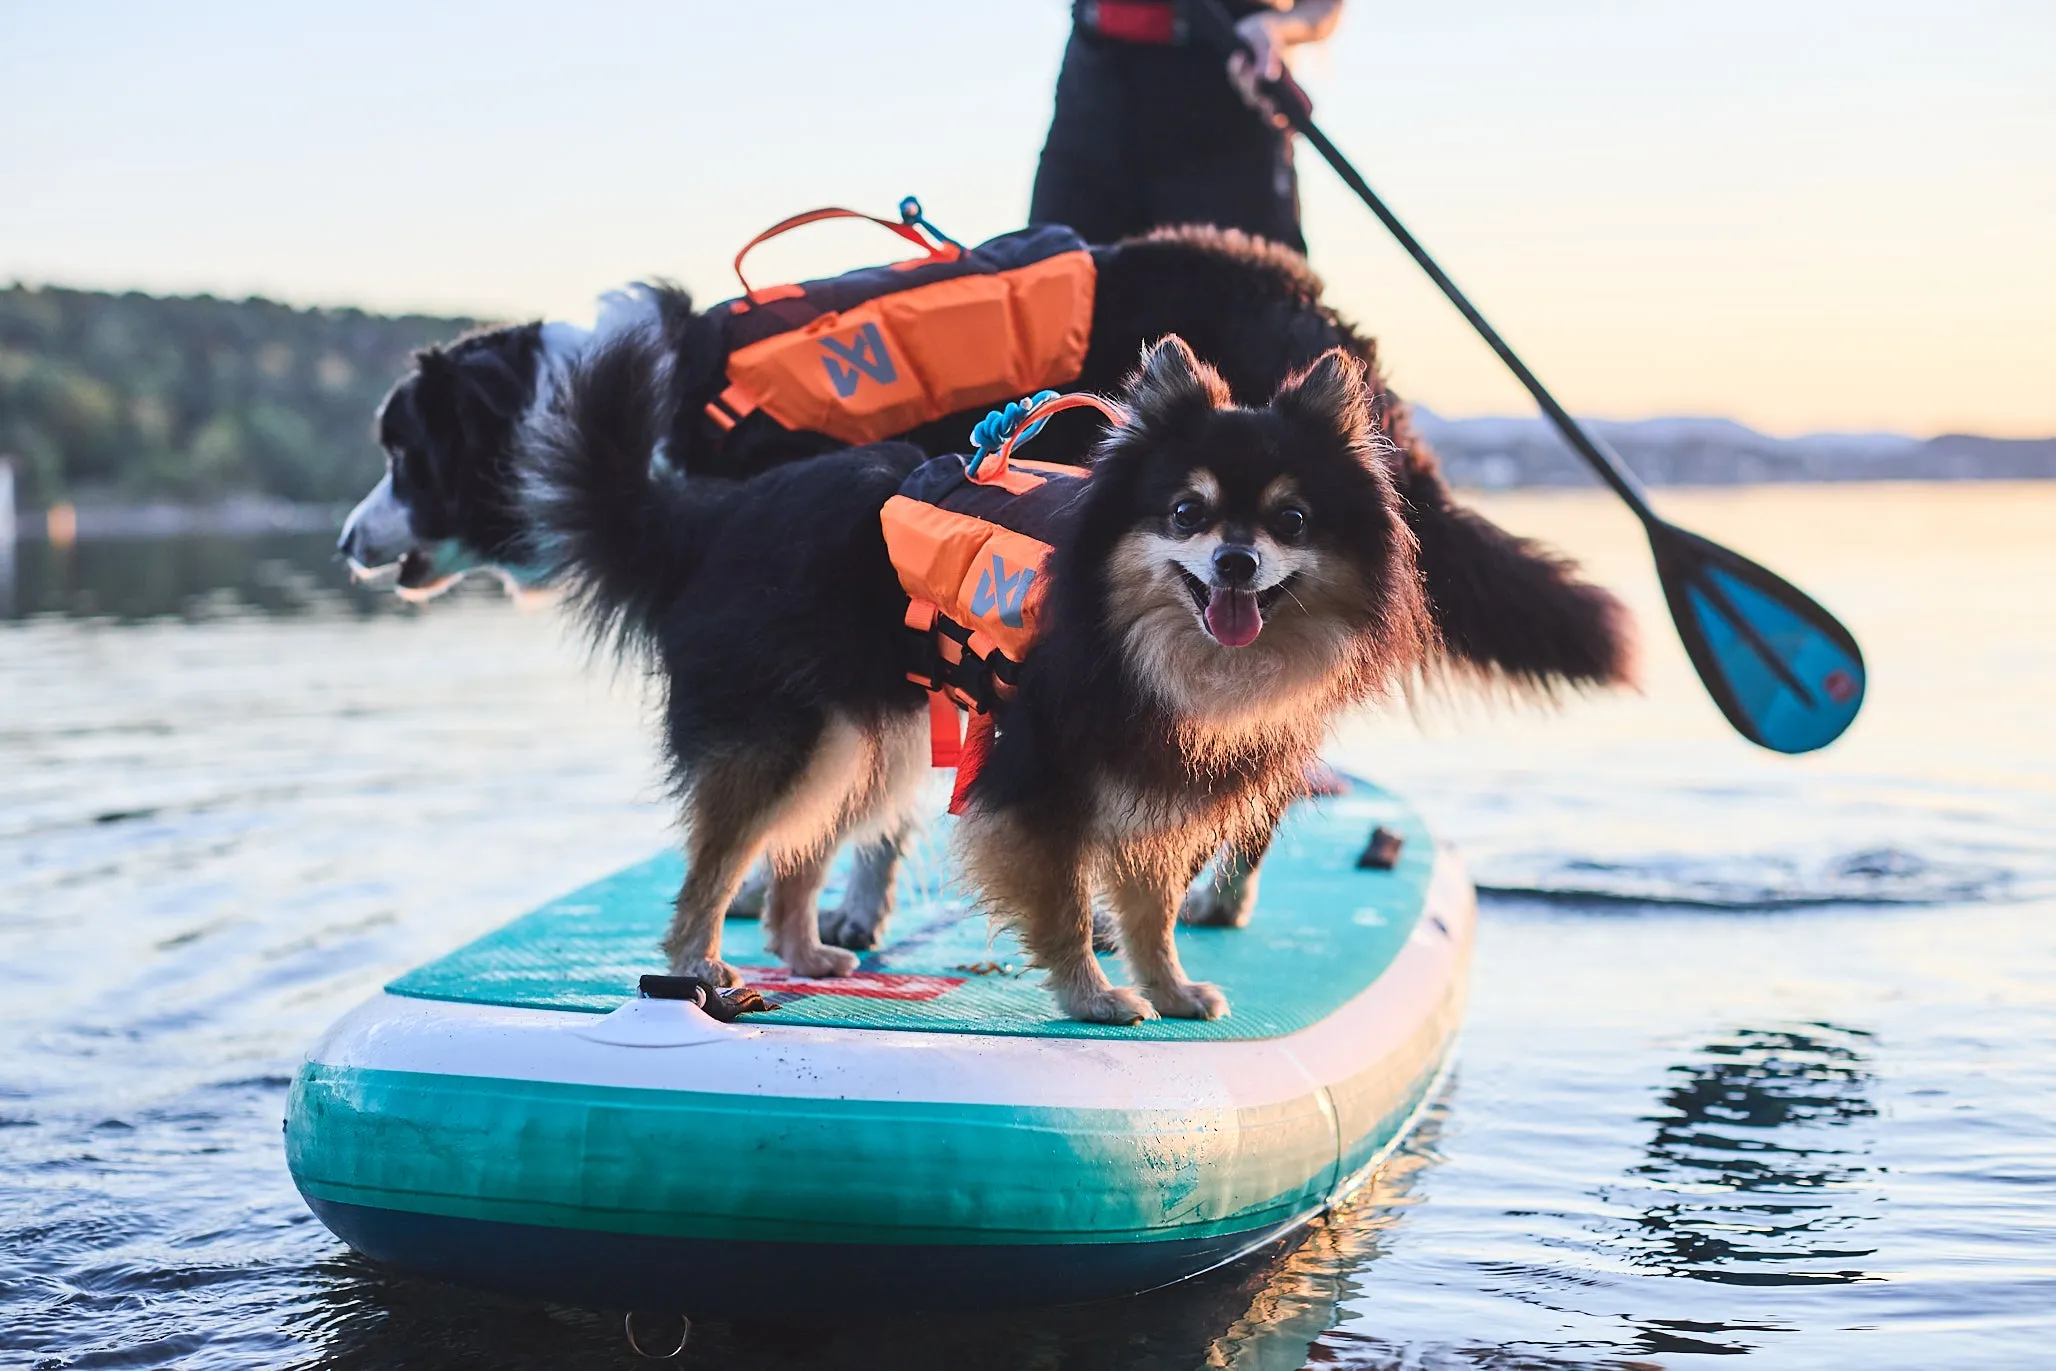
[1480,848,2016,909]
[6,500,2056,1368]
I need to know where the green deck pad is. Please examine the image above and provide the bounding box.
[385,778,1431,1041]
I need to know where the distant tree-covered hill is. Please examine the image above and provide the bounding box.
[0,285,477,507]
[5,284,2047,513]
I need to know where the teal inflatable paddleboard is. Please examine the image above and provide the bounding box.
[286,777,1473,1316]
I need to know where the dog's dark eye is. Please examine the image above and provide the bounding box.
[1272,507,1308,543]
[1170,498,1209,534]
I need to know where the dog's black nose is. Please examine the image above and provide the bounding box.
[1212,545,1259,588]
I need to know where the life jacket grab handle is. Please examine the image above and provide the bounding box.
[966,391,1131,487]
[733,206,962,303]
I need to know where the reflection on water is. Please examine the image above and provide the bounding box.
[1596,1026,1883,1359]
[282,1110,1454,1370]
[5,485,2056,1368]
[1623,1025,1879,1289]
[1480,850,2015,910]
[2,529,433,622]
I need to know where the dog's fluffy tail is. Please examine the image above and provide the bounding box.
[1386,436,1638,695]
[1266,310,1636,696]
[520,322,723,659]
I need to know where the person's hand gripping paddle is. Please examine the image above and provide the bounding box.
[1190,0,1865,753]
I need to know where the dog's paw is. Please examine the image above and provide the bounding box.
[1179,882,1255,928]
[818,903,886,952]
[1058,983,1159,1026]
[1148,978,1229,1020]
[669,955,744,988]
[784,943,860,980]
[1091,908,1121,953]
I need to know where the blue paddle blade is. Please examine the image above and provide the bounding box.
[1649,524,1865,753]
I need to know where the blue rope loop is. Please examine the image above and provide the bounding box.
[965,391,1063,477]
[899,194,963,251]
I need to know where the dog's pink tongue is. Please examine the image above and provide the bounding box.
[1205,587,1263,648]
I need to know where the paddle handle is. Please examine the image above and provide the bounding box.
[1186,0,1661,527]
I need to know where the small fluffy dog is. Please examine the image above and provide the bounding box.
[525,327,1431,1023]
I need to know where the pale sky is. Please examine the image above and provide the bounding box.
[3,1,2050,437]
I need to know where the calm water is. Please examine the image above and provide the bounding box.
[3,483,2053,1369]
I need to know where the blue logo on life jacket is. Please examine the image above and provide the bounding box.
[971,554,1036,629]
[820,322,897,398]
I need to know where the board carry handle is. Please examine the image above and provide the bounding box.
[733,206,962,302]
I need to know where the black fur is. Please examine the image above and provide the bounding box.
[521,324,715,661]
[376,322,544,572]
[523,327,929,781]
[1401,485,1633,692]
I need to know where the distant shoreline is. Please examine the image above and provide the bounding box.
[1410,411,2056,489]
[9,474,2056,546]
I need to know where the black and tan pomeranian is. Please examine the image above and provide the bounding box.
[952,339,1430,1023]
[524,325,1431,1023]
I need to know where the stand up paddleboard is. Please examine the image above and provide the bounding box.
[286,776,1473,1317]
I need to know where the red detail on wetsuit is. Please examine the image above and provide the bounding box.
[1085,1,1180,44]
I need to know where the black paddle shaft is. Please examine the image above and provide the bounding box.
[1293,119,1665,521]
[1187,1,1656,521]
[1186,0,1867,753]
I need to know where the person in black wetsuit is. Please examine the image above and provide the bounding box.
[1030,0,1345,253]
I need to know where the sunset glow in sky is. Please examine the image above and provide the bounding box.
[3,1,2049,437]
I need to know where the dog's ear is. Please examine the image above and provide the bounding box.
[408,348,470,437]
[1128,335,1231,429]
[1274,348,1373,449]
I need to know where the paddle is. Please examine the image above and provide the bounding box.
[1187,0,1866,753]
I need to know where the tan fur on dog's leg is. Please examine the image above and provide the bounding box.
[661,760,793,986]
[662,830,762,988]
[764,848,858,980]
[668,712,917,984]
[1179,830,1270,929]
[725,866,769,920]
[1113,859,1229,1020]
[958,815,1154,1025]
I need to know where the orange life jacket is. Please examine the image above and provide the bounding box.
[878,393,1129,812]
[703,206,1098,448]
